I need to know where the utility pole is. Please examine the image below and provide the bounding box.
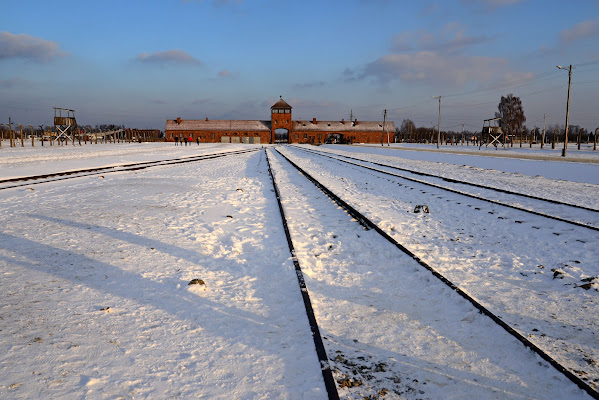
[541,114,546,149]
[433,96,441,148]
[383,109,389,146]
[557,64,573,157]
[8,117,14,147]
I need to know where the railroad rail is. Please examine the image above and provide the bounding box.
[273,147,599,399]
[0,149,259,191]
[292,145,599,232]
[265,149,339,400]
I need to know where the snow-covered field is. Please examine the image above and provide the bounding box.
[0,142,597,399]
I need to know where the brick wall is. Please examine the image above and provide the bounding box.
[166,130,270,144]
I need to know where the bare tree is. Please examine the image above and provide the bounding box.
[397,119,415,142]
[495,94,526,146]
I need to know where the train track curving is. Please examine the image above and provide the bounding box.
[269,146,598,399]
[292,145,599,231]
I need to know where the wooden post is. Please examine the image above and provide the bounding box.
[595,127,598,151]
[20,125,24,147]
[552,128,557,149]
[541,114,546,149]
[530,128,533,148]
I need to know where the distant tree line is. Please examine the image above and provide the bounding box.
[393,93,596,146]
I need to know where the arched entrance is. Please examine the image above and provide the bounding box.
[325,133,343,144]
[275,128,289,144]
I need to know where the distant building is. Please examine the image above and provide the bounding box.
[165,98,395,145]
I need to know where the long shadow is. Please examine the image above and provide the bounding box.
[1,151,325,394]
[321,331,554,400]
[0,230,325,395]
[0,230,269,329]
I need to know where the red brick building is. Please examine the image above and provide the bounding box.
[165,98,395,145]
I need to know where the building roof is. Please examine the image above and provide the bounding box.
[165,118,395,133]
[166,119,271,131]
[293,120,395,133]
[271,98,292,109]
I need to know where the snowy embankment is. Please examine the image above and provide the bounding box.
[0,142,596,399]
[0,145,325,399]
[280,145,599,394]
[268,148,590,399]
[0,143,236,179]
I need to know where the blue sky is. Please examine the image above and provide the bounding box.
[1,0,598,131]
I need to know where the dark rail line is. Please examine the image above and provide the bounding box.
[296,145,599,213]
[275,147,598,399]
[293,146,599,232]
[264,149,339,400]
[0,149,259,191]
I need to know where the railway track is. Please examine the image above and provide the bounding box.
[0,148,259,191]
[292,145,599,231]
[267,146,598,399]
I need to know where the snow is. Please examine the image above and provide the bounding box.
[0,142,597,399]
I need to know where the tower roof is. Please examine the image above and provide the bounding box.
[271,97,292,109]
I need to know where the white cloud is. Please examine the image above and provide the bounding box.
[359,51,507,87]
[0,31,67,63]
[294,81,326,89]
[136,50,202,65]
[559,19,599,43]
[217,69,238,79]
[460,0,526,10]
[0,77,28,88]
[391,25,493,54]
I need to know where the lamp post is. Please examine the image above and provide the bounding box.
[557,65,573,157]
[433,96,442,148]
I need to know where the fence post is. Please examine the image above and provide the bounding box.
[595,127,598,151]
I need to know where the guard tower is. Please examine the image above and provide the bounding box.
[480,117,504,149]
[271,97,292,144]
[54,107,77,143]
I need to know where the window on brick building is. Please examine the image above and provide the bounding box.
[295,134,299,139]
[304,133,307,139]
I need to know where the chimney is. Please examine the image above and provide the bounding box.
[176,117,181,124]
[205,117,209,121]
[312,117,317,124]
[341,118,345,124]
[354,118,358,126]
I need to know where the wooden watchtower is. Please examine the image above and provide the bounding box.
[480,117,504,149]
[54,107,77,143]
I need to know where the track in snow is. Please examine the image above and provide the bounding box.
[0,149,259,191]
[294,145,599,231]
[269,147,598,399]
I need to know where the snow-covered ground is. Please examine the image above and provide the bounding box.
[0,142,597,399]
